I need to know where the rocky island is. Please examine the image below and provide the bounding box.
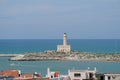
[9,51,120,62]
[9,33,120,62]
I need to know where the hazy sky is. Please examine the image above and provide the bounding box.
[0,0,120,39]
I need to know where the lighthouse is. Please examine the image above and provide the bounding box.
[57,33,72,53]
[63,33,67,46]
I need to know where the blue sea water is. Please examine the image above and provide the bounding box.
[0,39,120,76]
[0,57,120,77]
[0,39,120,54]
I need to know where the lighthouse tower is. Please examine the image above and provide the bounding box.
[57,33,72,53]
[63,33,67,46]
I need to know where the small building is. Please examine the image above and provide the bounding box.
[0,69,42,80]
[46,67,60,80]
[46,67,70,80]
[68,68,97,80]
[57,33,72,53]
[97,73,120,80]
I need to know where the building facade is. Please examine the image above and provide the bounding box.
[57,33,72,53]
[97,73,120,80]
[68,68,97,80]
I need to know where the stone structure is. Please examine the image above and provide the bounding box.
[57,33,72,53]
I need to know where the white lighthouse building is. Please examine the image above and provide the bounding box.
[57,33,72,53]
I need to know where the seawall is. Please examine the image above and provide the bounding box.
[0,54,20,57]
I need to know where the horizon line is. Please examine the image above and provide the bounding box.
[0,38,120,40]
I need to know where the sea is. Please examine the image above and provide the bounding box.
[0,39,120,76]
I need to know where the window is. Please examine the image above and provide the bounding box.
[74,73,81,77]
[108,76,111,80]
[89,73,93,79]
[51,76,53,78]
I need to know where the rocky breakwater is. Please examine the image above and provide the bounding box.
[10,54,25,61]
[9,51,120,62]
[0,54,20,57]
[9,52,66,61]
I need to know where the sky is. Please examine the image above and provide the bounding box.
[0,0,120,39]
